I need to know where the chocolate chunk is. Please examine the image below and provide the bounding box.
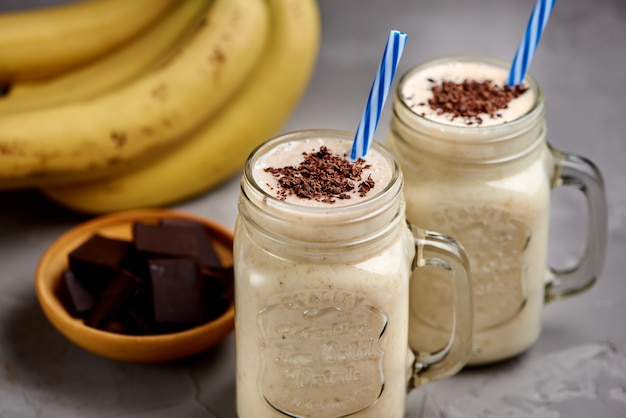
[159,218,222,269]
[203,266,234,299]
[68,234,132,293]
[114,275,155,335]
[119,245,151,279]
[134,222,221,269]
[59,269,95,317]
[116,302,153,335]
[148,258,208,327]
[203,271,231,321]
[85,269,141,329]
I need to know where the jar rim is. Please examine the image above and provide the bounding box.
[242,129,403,223]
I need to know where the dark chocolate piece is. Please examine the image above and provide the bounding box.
[118,303,153,335]
[59,269,96,317]
[202,267,232,321]
[159,218,222,269]
[134,222,221,269]
[119,245,151,279]
[115,280,155,335]
[68,234,132,293]
[203,266,234,299]
[148,258,208,327]
[85,269,141,329]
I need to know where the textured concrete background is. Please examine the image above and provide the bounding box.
[0,0,624,416]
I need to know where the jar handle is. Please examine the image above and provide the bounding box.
[407,225,473,389]
[545,149,608,302]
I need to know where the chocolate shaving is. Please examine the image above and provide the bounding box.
[427,79,528,125]
[358,174,375,197]
[264,146,375,203]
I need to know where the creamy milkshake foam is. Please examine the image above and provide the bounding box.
[387,56,550,365]
[254,136,393,207]
[235,132,416,418]
[401,60,535,126]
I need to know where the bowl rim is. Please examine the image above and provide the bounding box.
[35,208,235,360]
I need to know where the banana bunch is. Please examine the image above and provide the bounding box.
[0,0,321,214]
[0,0,179,81]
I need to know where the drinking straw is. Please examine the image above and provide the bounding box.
[350,29,408,160]
[507,0,556,86]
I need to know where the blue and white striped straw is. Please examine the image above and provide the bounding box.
[350,30,408,161]
[508,0,556,86]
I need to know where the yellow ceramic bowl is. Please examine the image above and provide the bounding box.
[35,209,235,363]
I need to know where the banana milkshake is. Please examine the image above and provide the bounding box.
[234,130,472,417]
[386,56,606,365]
[388,57,548,365]
[234,130,414,418]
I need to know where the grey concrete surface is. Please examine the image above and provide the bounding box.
[0,0,624,416]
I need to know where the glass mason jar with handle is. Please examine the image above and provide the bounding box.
[386,55,608,366]
[234,129,473,418]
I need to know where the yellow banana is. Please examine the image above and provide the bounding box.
[43,0,321,214]
[0,0,178,82]
[0,0,269,189]
[0,0,213,115]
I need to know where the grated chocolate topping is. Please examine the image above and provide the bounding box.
[264,146,375,203]
[425,79,528,125]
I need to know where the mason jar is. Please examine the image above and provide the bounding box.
[386,55,608,365]
[234,129,473,417]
